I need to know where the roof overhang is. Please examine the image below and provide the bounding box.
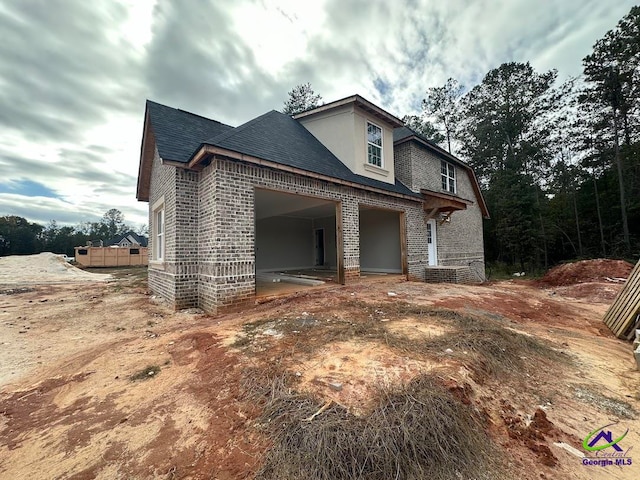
[421,189,472,219]
[293,94,404,128]
[175,144,422,203]
[136,107,155,202]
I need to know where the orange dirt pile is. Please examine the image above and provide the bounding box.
[538,259,633,286]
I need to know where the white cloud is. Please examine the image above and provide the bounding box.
[0,0,636,229]
[0,192,146,226]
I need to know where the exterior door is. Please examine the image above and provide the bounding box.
[427,219,437,266]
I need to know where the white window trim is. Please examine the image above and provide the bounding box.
[150,196,165,268]
[441,160,456,194]
[363,162,390,177]
[156,209,164,260]
[366,121,383,168]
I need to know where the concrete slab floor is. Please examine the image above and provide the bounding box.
[256,268,337,298]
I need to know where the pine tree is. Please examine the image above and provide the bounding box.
[282,83,322,115]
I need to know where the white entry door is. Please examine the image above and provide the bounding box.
[427,219,437,266]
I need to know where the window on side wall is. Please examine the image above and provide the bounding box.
[367,122,383,167]
[153,204,165,261]
[441,160,456,194]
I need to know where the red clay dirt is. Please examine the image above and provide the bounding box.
[1,263,639,480]
[538,258,633,286]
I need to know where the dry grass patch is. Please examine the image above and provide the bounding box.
[251,373,502,480]
[409,312,567,379]
[235,302,566,383]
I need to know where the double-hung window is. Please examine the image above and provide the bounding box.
[441,160,456,194]
[367,122,383,167]
[155,208,164,260]
[152,199,165,262]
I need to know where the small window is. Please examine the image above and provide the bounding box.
[367,122,383,167]
[130,248,140,255]
[78,249,88,255]
[154,206,165,261]
[441,160,456,194]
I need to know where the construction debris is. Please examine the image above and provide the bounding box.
[602,258,640,340]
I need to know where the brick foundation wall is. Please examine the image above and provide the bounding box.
[424,266,479,284]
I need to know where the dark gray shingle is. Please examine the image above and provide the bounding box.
[146,100,233,162]
[146,101,418,198]
[206,111,418,197]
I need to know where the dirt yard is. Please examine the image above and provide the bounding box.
[1,256,639,479]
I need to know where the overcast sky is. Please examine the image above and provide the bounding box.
[0,0,635,228]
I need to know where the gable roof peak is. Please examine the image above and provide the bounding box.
[293,94,403,128]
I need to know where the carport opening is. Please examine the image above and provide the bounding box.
[358,206,404,275]
[254,188,341,297]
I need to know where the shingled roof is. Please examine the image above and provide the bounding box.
[142,100,419,199]
[393,126,469,168]
[146,100,233,163]
[201,110,418,197]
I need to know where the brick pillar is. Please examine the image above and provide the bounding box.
[342,198,360,280]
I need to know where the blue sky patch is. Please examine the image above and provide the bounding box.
[0,179,60,198]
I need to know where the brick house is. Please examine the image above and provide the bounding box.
[105,231,148,248]
[136,95,489,313]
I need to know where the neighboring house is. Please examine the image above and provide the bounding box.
[106,231,149,248]
[136,95,489,313]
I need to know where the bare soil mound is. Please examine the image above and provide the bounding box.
[539,259,633,287]
[0,252,111,285]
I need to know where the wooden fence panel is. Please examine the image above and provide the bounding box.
[603,258,640,339]
[74,247,149,267]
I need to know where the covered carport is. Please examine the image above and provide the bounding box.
[254,188,341,295]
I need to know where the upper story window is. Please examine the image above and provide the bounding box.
[367,122,383,167]
[441,160,456,194]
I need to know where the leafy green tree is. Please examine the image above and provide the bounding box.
[101,208,129,238]
[457,62,558,269]
[41,221,88,256]
[0,209,137,257]
[423,78,464,154]
[137,224,149,236]
[459,62,557,182]
[282,83,322,115]
[401,115,445,144]
[580,5,640,252]
[0,216,44,255]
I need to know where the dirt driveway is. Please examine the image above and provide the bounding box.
[0,260,639,479]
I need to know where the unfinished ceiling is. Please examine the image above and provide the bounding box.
[254,188,337,220]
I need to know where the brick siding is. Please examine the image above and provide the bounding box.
[394,141,485,280]
[147,136,485,312]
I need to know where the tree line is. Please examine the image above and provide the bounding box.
[285,6,640,271]
[0,209,145,257]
